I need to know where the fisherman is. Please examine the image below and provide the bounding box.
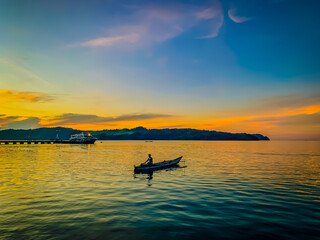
[144,154,153,165]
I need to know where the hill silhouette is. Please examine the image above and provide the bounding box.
[0,127,269,141]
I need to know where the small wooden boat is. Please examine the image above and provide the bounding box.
[134,156,183,173]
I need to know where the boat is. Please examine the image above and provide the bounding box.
[134,156,182,173]
[68,132,97,144]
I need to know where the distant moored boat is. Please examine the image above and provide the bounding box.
[69,132,97,144]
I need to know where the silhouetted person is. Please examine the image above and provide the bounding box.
[144,154,153,165]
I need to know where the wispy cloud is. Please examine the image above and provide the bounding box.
[43,113,174,126]
[0,58,51,87]
[5,117,41,130]
[228,6,251,23]
[168,93,320,139]
[197,14,224,39]
[76,1,223,48]
[208,104,320,139]
[0,89,55,102]
[81,33,140,47]
[0,115,40,129]
[0,115,19,126]
[196,8,220,20]
[215,93,320,117]
[0,112,174,129]
[247,112,320,127]
[255,93,320,112]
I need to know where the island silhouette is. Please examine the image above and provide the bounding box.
[0,126,269,141]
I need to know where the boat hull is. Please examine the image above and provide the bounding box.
[68,139,96,144]
[134,156,182,173]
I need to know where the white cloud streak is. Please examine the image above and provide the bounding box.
[0,58,52,87]
[81,33,140,47]
[77,2,224,48]
[228,6,251,23]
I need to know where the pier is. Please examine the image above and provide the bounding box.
[0,140,83,145]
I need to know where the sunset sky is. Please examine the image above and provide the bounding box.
[0,0,319,140]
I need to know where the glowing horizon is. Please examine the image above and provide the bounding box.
[0,0,319,140]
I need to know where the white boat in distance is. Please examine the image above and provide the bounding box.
[69,132,97,144]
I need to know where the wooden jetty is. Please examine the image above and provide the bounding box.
[0,140,90,145]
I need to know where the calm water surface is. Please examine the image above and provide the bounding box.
[0,141,319,240]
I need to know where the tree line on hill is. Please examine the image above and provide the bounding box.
[0,126,269,141]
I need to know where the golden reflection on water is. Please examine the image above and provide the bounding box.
[1,141,319,186]
[0,141,320,239]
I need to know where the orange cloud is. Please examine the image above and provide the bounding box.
[201,104,320,139]
[63,104,320,132]
[40,113,173,128]
[0,115,41,129]
[283,104,320,116]
[0,89,54,102]
[0,115,19,127]
[148,103,320,139]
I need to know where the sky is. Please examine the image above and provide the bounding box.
[0,0,319,140]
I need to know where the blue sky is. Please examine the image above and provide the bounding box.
[0,0,319,139]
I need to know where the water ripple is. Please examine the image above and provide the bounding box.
[0,141,319,239]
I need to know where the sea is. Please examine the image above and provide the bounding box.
[0,141,319,240]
